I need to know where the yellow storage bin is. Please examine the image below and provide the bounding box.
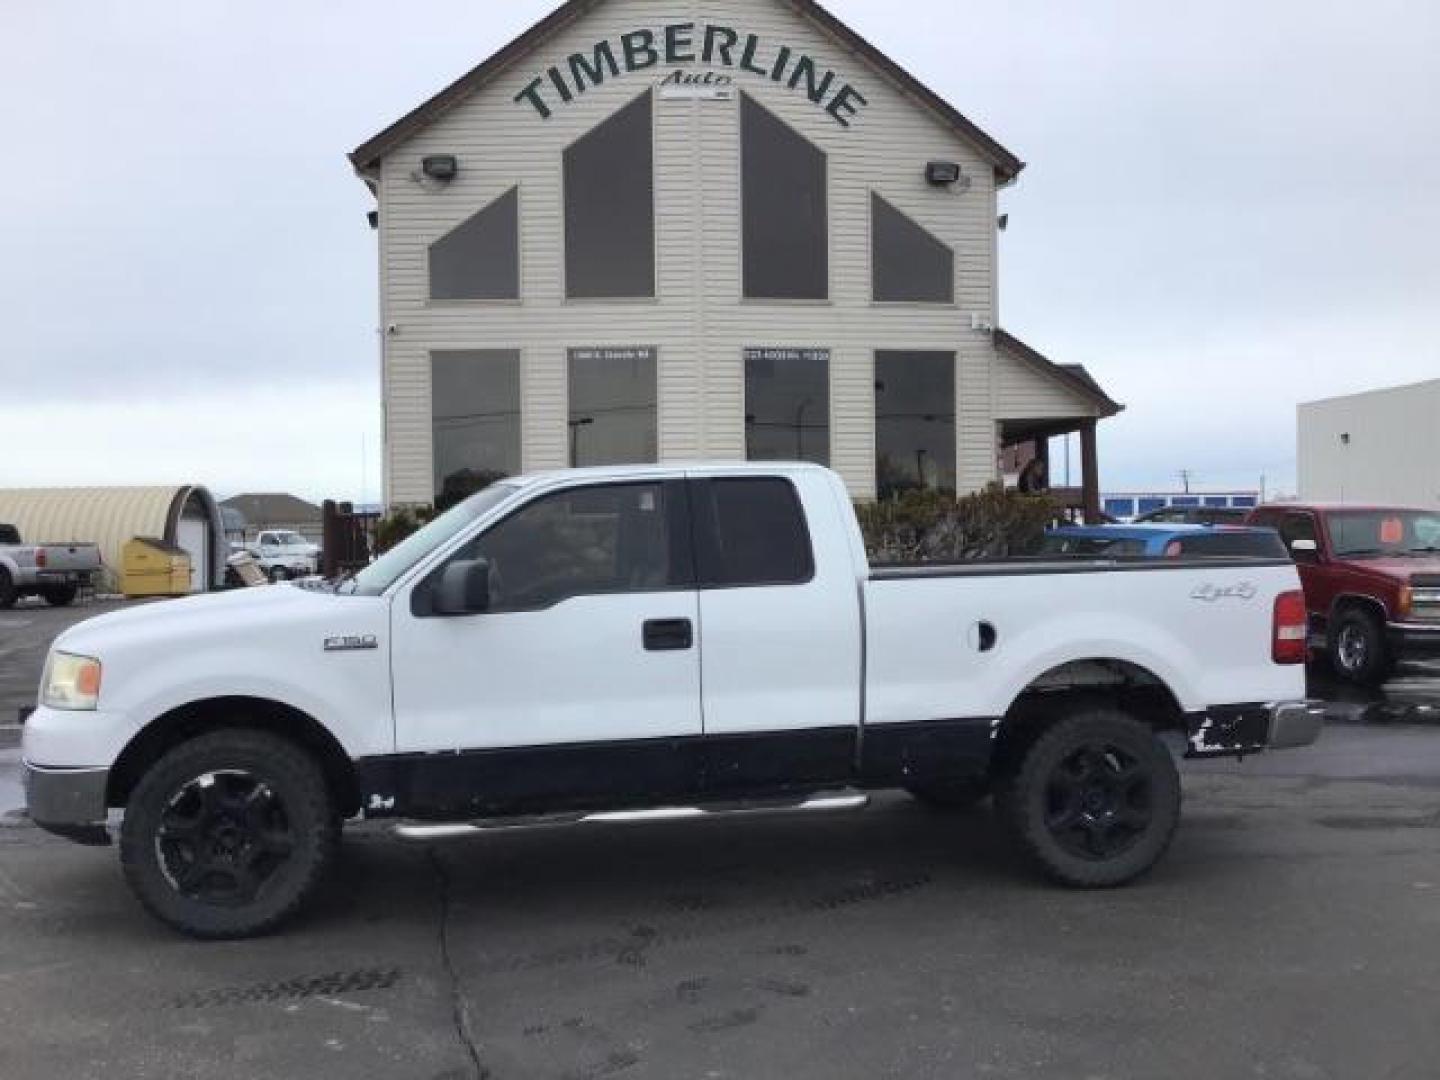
[121,538,192,598]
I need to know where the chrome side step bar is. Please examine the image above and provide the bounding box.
[392,792,870,843]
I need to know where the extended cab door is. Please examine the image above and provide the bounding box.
[691,473,863,793]
[389,480,702,815]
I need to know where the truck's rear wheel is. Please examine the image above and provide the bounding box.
[1328,607,1392,686]
[996,707,1180,888]
[120,730,338,939]
[268,566,289,583]
[0,569,15,609]
[40,584,77,607]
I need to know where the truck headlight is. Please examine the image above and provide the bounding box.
[41,652,103,711]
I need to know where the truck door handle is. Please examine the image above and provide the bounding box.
[643,618,694,652]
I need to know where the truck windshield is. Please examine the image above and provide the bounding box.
[1329,510,1440,558]
[343,484,519,596]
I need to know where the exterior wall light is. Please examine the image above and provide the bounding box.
[926,161,969,189]
[422,155,459,183]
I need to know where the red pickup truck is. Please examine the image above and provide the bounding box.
[1246,504,1440,684]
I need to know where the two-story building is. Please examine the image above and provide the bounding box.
[350,0,1120,511]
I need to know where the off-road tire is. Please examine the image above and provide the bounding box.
[1328,607,1392,687]
[39,584,77,607]
[0,569,15,609]
[120,729,338,939]
[268,566,289,584]
[905,777,990,810]
[996,707,1180,888]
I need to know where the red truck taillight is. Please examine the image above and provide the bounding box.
[35,548,47,569]
[1273,590,1308,664]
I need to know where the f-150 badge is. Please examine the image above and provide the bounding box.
[324,634,379,651]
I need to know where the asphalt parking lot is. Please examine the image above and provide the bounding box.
[2,600,1439,1079]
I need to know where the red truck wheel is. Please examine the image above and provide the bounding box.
[1328,608,1393,686]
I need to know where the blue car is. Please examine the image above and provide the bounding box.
[1041,523,1288,559]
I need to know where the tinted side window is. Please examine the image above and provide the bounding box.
[429,483,686,613]
[1280,514,1318,548]
[697,478,814,587]
[564,92,655,299]
[0,525,19,545]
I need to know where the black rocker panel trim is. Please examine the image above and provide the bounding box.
[860,718,995,785]
[357,719,1001,821]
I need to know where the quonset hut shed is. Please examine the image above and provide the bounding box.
[0,486,227,593]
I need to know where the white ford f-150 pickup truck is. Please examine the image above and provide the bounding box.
[23,464,1322,938]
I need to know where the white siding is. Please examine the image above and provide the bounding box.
[995,355,1102,421]
[1298,380,1440,507]
[372,0,1037,503]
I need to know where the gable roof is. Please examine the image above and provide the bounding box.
[994,329,1123,418]
[349,0,1024,183]
[220,492,322,526]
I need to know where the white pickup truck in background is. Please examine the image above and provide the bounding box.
[23,464,1322,939]
[242,530,320,582]
[0,523,102,609]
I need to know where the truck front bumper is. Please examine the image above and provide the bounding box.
[1388,621,1440,659]
[23,763,112,846]
[1186,701,1325,758]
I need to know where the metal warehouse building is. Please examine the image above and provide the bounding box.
[351,0,1120,511]
[1299,378,1440,508]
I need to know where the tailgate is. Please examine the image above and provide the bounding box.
[38,544,101,573]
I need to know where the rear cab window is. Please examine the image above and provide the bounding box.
[693,477,814,587]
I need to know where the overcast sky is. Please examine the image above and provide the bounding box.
[2,0,1436,502]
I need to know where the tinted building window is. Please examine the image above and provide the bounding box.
[431,351,521,507]
[871,193,954,303]
[698,478,814,587]
[564,91,655,299]
[568,347,657,467]
[741,94,828,300]
[744,348,830,465]
[875,351,956,498]
[429,187,520,301]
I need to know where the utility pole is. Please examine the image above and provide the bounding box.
[1179,469,1193,494]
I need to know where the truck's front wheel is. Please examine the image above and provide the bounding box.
[996,707,1180,888]
[1328,607,1392,686]
[120,730,338,939]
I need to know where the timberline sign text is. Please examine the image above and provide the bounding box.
[514,23,869,127]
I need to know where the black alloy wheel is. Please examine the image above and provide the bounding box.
[121,729,338,938]
[997,706,1181,888]
[155,770,295,907]
[1042,744,1152,861]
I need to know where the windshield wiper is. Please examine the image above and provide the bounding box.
[1338,548,1384,557]
[1408,546,1440,555]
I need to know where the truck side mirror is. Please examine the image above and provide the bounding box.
[434,558,491,616]
[1289,539,1319,562]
